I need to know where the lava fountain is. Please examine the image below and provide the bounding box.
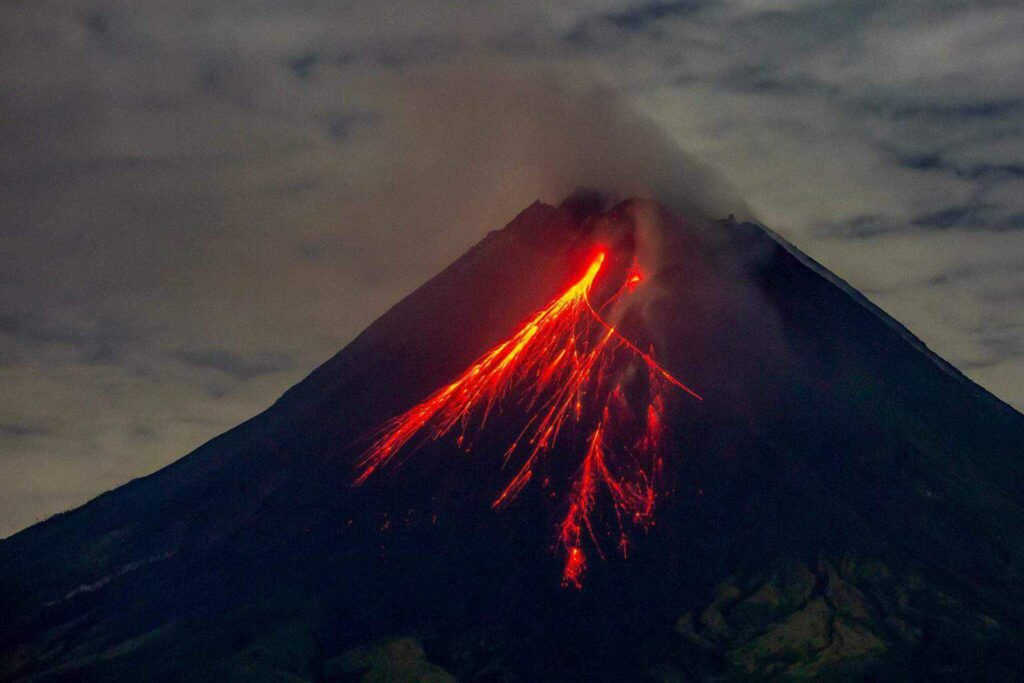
[355,249,701,587]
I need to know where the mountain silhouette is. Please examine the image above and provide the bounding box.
[2,192,1022,681]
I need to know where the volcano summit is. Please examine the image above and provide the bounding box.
[2,194,1022,681]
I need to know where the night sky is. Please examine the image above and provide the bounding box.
[2,1,1022,537]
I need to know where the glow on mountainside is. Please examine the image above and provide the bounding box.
[355,250,701,587]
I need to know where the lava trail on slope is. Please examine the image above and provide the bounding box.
[355,248,702,587]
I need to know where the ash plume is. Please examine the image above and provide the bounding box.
[335,60,754,277]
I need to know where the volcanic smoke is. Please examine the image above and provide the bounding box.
[355,249,701,587]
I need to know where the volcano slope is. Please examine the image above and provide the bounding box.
[1,193,1022,681]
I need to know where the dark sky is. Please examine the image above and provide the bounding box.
[2,1,1023,537]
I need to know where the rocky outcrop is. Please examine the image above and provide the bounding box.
[674,555,1009,679]
[324,638,456,683]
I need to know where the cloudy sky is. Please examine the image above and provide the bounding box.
[2,0,1022,537]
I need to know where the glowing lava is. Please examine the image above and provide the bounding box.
[355,250,701,587]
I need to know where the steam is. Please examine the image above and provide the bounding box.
[336,60,768,378]
[401,62,744,211]
[321,60,752,283]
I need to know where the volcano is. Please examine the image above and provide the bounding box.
[2,193,1023,681]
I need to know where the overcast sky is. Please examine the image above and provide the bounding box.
[2,0,1023,537]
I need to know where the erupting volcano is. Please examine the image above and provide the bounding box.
[355,249,701,587]
[2,193,1023,681]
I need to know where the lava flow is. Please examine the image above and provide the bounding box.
[355,249,701,588]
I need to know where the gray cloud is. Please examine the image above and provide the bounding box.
[605,1,710,30]
[564,0,712,45]
[0,423,51,440]
[323,110,380,141]
[173,348,295,382]
[881,99,1024,122]
[1,0,1023,538]
[886,148,1024,182]
[0,308,144,367]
